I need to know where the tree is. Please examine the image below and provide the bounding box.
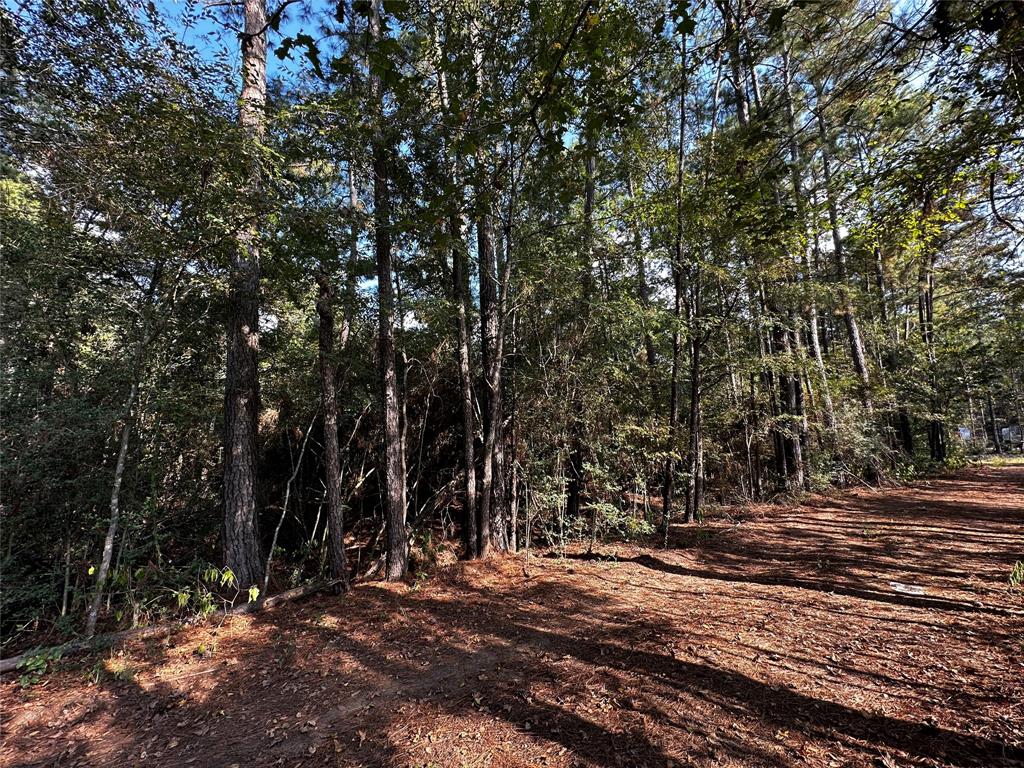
[222,0,269,590]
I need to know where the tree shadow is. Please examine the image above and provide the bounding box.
[4,466,1021,767]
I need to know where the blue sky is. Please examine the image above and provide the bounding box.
[152,0,331,83]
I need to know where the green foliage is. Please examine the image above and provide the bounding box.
[1010,562,1024,591]
[1,0,1020,648]
[16,646,64,688]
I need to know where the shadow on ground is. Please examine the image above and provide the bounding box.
[3,466,1022,768]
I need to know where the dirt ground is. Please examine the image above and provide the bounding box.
[3,464,1023,768]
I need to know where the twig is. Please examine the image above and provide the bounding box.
[263,408,319,596]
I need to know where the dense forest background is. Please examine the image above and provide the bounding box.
[1,0,1021,653]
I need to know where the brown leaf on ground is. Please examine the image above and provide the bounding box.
[2,466,1022,768]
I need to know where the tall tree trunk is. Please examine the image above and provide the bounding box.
[370,0,407,580]
[477,211,498,557]
[492,226,510,552]
[684,268,703,523]
[508,308,520,552]
[222,0,267,590]
[317,269,349,592]
[918,192,946,462]
[779,318,806,489]
[472,21,506,556]
[783,46,836,443]
[813,82,871,409]
[663,36,688,542]
[430,16,478,558]
[342,160,359,352]
[453,213,478,557]
[86,260,164,635]
[567,150,596,529]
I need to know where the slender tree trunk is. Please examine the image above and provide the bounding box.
[370,0,407,580]
[453,212,478,557]
[477,211,498,557]
[779,320,805,489]
[61,534,72,617]
[88,260,165,636]
[813,82,871,409]
[684,268,703,523]
[567,150,596,528]
[682,30,705,523]
[317,269,349,592]
[430,17,478,558]
[987,390,1003,453]
[507,305,520,552]
[918,193,946,462]
[508,306,520,552]
[85,378,138,637]
[783,47,836,444]
[663,36,688,542]
[222,0,267,590]
[343,160,359,352]
[472,22,507,556]
[492,225,509,551]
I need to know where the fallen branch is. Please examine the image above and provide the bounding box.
[0,578,345,675]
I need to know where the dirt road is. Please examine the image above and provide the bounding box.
[3,465,1022,767]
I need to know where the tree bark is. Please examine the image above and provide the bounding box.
[684,267,703,523]
[783,46,836,445]
[428,14,477,558]
[918,193,946,462]
[452,213,478,558]
[222,0,267,590]
[472,20,506,556]
[477,211,501,556]
[663,35,688,542]
[567,150,596,529]
[987,390,1003,453]
[317,270,349,592]
[813,82,872,410]
[370,0,407,580]
[85,377,138,637]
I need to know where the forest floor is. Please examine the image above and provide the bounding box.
[3,464,1024,768]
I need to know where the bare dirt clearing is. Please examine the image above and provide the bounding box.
[3,465,1023,768]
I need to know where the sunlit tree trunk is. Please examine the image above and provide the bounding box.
[663,36,688,540]
[472,20,507,556]
[85,378,138,637]
[782,45,836,445]
[813,81,872,410]
[222,0,267,591]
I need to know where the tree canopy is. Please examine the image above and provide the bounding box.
[1,0,1021,650]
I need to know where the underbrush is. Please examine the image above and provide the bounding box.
[2,562,260,659]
